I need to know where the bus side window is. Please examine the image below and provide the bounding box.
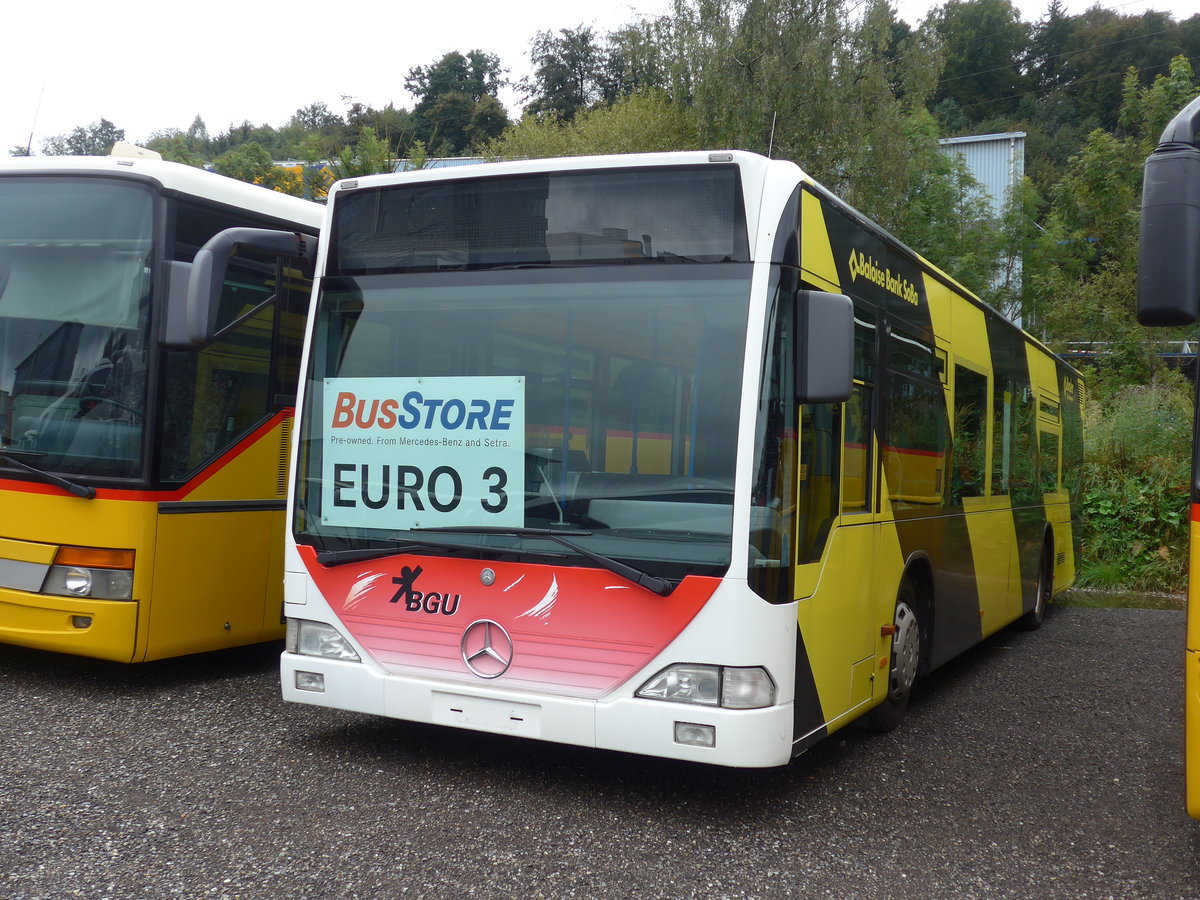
[1039,430,1061,494]
[841,310,876,514]
[992,379,1012,497]
[158,202,302,484]
[798,402,841,562]
[158,275,276,482]
[749,280,798,599]
[951,365,988,504]
[883,327,948,512]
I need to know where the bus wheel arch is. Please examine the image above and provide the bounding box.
[866,561,931,733]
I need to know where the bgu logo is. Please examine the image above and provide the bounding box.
[389,564,461,616]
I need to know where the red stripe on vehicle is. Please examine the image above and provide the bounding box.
[298,544,717,697]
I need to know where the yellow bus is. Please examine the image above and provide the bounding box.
[1136,93,1200,816]
[192,151,1082,763]
[0,155,321,662]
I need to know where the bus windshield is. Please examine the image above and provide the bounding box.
[294,265,752,580]
[0,178,153,479]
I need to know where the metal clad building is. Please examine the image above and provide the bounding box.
[938,132,1026,219]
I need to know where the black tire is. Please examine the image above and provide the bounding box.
[867,578,922,733]
[1017,542,1053,631]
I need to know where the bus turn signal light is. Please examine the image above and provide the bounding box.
[53,546,135,569]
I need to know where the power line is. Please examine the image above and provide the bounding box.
[953,51,1200,114]
[937,25,1180,87]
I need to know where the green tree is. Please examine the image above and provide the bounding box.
[1063,8,1186,132]
[406,51,508,153]
[212,141,304,196]
[145,130,206,167]
[1035,56,1200,379]
[406,51,505,105]
[325,128,395,180]
[42,118,125,156]
[523,26,603,121]
[481,91,702,159]
[929,0,1030,125]
[1028,0,1075,95]
[599,23,669,102]
[467,95,510,147]
[345,101,415,156]
[210,121,282,157]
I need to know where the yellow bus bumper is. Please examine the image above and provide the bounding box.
[0,587,138,662]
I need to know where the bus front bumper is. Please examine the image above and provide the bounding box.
[0,586,138,662]
[281,652,795,767]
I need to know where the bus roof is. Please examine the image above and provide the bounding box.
[0,156,323,230]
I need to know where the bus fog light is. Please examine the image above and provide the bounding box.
[71,616,92,629]
[721,667,776,709]
[292,619,360,662]
[674,722,716,748]
[637,664,720,706]
[295,671,326,692]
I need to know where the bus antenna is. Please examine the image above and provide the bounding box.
[25,87,45,156]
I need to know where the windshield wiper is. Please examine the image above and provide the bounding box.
[315,537,569,567]
[415,526,674,596]
[0,450,95,500]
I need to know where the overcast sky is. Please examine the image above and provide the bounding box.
[2,0,1195,157]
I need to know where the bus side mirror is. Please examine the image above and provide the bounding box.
[1138,95,1200,326]
[168,227,315,347]
[796,290,853,404]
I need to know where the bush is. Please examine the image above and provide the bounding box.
[1079,370,1192,593]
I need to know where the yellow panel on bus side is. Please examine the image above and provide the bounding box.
[0,487,157,662]
[173,415,290,504]
[963,495,1021,631]
[147,508,278,659]
[795,514,910,731]
[796,524,879,726]
[144,416,290,660]
[799,189,842,291]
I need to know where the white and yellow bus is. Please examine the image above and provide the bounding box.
[0,156,321,662]
[1136,93,1200,816]
[191,151,1082,764]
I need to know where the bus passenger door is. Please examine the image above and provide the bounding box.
[795,305,878,727]
[954,363,1014,635]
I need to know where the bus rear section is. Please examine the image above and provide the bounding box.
[0,156,320,661]
[276,152,1080,765]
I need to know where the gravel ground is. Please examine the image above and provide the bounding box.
[1,606,1197,900]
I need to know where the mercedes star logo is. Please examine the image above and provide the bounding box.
[460,619,514,679]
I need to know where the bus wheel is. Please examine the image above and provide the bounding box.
[1017,543,1053,631]
[867,579,921,733]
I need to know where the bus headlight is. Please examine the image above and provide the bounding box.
[636,664,775,709]
[286,618,360,662]
[41,547,135,601]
